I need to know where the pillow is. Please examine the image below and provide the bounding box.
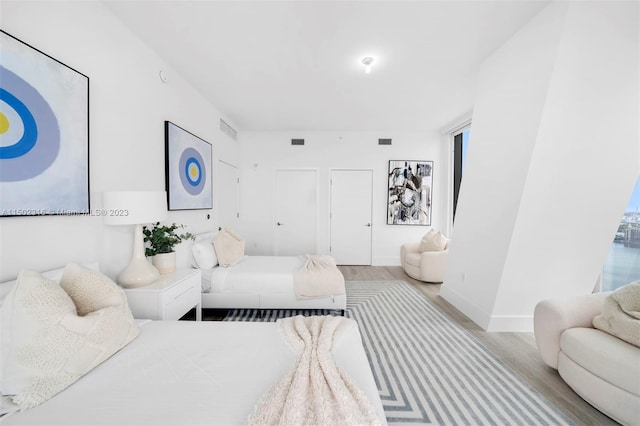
[213,227,245,267]
[420,230,447,252]
[1,266,139,408]
[192,240,219,269]
[593,282,640,347]
[60,262,130,316]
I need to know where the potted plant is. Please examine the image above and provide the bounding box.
[142,222,195,274]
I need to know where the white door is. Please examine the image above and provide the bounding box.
[274,169,317,255]
[330,169,373,265]
[217,161,239,230]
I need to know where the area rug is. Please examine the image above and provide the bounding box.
[224,280,573,425]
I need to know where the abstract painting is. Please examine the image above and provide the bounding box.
[388,160,433,225]
[165,121,212,210]
[0,30,89,217]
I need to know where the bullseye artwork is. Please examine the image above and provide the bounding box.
[0,31,89,217]
[165,121,212,210]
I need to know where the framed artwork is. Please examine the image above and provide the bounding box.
[387,160,433,225]
[165,121,212,210]
[0,30,89,217]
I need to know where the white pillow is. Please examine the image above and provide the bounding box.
[60,262,129,316]
[1,266,139,408]
[192,240,218,269]
[420,230,447,252]
[593,282,640,347]
[213,228,245,267]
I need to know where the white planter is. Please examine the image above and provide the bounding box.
[152,252,176,275]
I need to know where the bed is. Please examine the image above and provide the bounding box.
[0,263,385,425]
[192,231,347,312]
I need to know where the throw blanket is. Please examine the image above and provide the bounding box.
[294,255,345,299]
[248,315,381,426]
[593,281,640,347]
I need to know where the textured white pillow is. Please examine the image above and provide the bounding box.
[60,262,128,316]
[1,266,139,408]
[420,230,447,252]
[213,228,245,267]
[192,240,218,269]
[593,282,640,347]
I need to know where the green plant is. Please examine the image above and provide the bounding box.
[142,222,195,256]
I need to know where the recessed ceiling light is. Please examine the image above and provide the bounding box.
[362,57,374,74]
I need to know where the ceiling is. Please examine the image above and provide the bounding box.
[104,0,550,132]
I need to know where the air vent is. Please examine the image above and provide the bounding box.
[378,138,392,145]
[219,119,237,141]
[291,138,305,146]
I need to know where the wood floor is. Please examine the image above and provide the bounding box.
[338,265,619,426]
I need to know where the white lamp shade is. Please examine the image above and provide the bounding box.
[102,191,168,225]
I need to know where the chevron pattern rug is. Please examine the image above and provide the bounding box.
[224,280,573,425]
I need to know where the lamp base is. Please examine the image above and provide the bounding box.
[118,257,160,288]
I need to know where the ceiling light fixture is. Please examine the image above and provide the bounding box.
[362,57,374,74]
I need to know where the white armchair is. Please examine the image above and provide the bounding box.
[534,292,640,425]
[400,238,449,283]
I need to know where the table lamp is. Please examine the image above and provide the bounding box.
[103,190,168,288]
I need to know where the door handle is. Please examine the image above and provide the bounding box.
[365,223,371,227]
[277,222,284,226]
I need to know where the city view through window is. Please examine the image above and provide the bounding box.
[603,178,640,291]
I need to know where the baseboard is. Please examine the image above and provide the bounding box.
[373,256,401,266]
[440,285,491,330]
[486,315,534,332]
[441,285,534,332]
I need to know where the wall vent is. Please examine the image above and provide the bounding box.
[291,138,305,146]
[378,138,392,145]
[219,119,237,141]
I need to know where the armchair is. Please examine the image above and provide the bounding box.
[534,291,640,425]
[400,237,449,283]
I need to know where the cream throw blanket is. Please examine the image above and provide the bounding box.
[249,315,381,426]
[593,281,640,347]
[294,255,345,299]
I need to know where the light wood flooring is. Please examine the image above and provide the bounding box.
[338,265,619,426]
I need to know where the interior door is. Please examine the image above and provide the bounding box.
[274,169,317,255]
[217,160,240,230]
[330,169,373,265]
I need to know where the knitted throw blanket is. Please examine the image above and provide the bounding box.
[294,255,345,299]
[248,315,381,426]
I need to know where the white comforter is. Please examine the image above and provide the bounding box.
[202,256,304,294]
[1,320,386,425]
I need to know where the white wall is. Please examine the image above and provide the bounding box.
[441,1,639,331]
[238,131,447,265]
[0,0,240,281]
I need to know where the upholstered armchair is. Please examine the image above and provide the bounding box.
[400,230,449,283]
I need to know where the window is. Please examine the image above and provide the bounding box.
[602,177,640,291]
[452,128,470,219]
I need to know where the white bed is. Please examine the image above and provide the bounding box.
[0,263,384,425]
[200,255,347,311]
[1,320,385,425]
[192,232,347,312]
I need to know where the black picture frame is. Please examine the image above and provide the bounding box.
[0,30,90,217]
[165,121,213,210]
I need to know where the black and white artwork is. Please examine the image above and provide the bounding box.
[387,160,433,225]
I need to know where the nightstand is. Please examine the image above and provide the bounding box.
[124,269,202,321]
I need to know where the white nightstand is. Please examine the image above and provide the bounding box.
[124,269,202,321]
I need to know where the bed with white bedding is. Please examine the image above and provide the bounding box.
[200,255,347,311]
[1,320,384,425]
[192,231,347,312]
[0,263,385,425]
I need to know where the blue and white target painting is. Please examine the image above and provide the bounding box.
[0,31,89,216]
[165,121,212,210]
